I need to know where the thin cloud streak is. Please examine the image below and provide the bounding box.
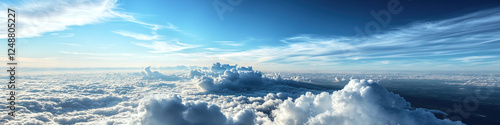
[216,41,244,46]
[58,43,81,46]
[452,56,496,62]
[0,0,181,38]
[114,30,161,40]
[133,41,199,53]
[0,0,119,38]
[216,8,500,67]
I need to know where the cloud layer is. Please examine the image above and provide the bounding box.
[136,63,466,125]
[2,63,488,124]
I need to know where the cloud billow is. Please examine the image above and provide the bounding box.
[142,66,182,81]
[272,79,464,125]
[194,63,314,92]
[139,95,256,125]
[137,78,463,125]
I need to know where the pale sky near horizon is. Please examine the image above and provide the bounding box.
[1,0,500,71]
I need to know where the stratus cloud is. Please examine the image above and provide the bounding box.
[216,8,500,66]
[271,79,464,125]
[134,41,198,53]
[138,95,256,125]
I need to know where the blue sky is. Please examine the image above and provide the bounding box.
[1,0,500,71]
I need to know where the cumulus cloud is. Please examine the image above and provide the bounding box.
[193,63,336,93]
[194,63,319,92]
[142,66,182,81]
[195,63,261,91]
[232,109,257,125]
[211,62,238,73]
[139,95,256,125]
[189,69,204,78]
[136,76,464,125]
[271,79,464,125]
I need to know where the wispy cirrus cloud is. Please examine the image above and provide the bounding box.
[51,33,75,37]
[0,0,178,38]
[58,33,74,37]
[60,51,98,55]
[0,0,118,38]
[216,41,244,46]
[452,56,496,62]
[113,30,161,40]
[216,8,500,67]
[133,41,199,53]
[58,43,81,46]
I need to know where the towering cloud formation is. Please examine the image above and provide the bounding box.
[195,63,266,91]
[195,63,322,92]
[272,79,464,125]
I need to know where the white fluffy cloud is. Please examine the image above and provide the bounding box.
[142,66,182,81]
[139,95,256,125]
[193,63,318,92]
[272,79,464,125]
[192,63,335,93]
[133,77,465,125]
